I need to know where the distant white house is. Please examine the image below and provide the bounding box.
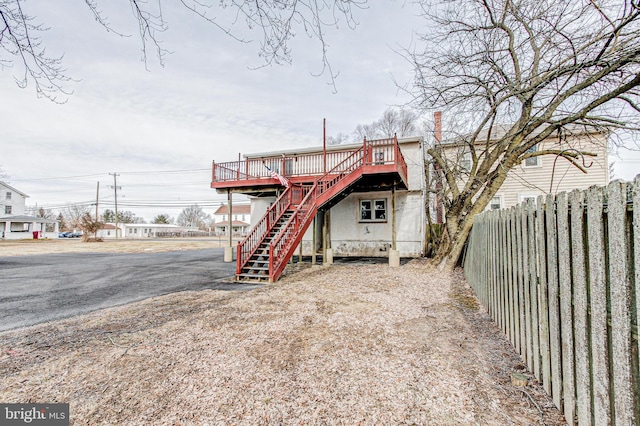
[97,223,185,239]
[0,182,59,240]
[212,204,251,236]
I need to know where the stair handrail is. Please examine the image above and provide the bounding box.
[236,185,293,274]
[268,147,367,280]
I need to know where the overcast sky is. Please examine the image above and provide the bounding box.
[2,1,639,222]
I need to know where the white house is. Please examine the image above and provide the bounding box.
[97,223,185,239]
[212,204,251,236]
[0,182,59,239]
[211,135,426,281]
[432,121,610,220]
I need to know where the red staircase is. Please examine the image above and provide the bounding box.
[235,136,406,282]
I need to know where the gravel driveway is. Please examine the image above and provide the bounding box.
[0,260,564,425]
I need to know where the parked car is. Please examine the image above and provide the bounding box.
[58,232,70,238]
[68,232,83,238]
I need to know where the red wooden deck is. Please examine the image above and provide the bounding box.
[211,137,408,192]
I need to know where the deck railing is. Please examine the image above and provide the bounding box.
[269,147,367,281]
[212,136,407,184]
[235,186,292,275]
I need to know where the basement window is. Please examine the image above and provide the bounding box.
[360,199,387,222]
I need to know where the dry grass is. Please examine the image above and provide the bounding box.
[0,237,232,257]
[0,257,564,425]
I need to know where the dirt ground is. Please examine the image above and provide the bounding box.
[0,240,565,425]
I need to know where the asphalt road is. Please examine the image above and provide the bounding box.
[0,248,260,332]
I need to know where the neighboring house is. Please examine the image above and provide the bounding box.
[97,223,185,239]
[211,135,426,281]
[96,223,120,239]
[212,204,251,236]
[433,123,609,217]
[0,182,59,239]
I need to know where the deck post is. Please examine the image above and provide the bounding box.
[390,183,400,267]
[224,189,233,262]
[312,215,318,267]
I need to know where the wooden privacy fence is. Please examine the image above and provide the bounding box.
[464,179,640,425]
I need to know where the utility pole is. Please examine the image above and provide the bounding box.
[95,182,100,220]
[95,181,100,239]
[109,173,121,238]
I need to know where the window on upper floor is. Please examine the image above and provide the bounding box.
[524,144,540,167]
[360,199,387,222]
[490,196,502,210]
[5,206,11,214]
[5,192,11,200]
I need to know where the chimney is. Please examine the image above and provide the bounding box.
[434,111,442,143]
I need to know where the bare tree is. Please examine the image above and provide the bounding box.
[353,108,421,140]
[0,0,367,100]
[177,204,210,229]
[79,212,104,241]
[62,203,91,230]
[410,0,640,268]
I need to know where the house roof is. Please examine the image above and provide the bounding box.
[439,123,606,147]
[214,204,251,215]
[0,215,57,223]
[0,181,29,198]
[243,136,423,159]
[99,224,118,230]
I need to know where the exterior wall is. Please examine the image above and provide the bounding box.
[439,131,609,212]
[0,184,27,215]
[493,133,608,209]
[250,197,276,228]
[1,220,58,239]
[325,190,424,257]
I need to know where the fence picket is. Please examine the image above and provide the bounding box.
[536,195,551,396]
[570,189,591,425]
[586,186,611,425]
[527,199,540,381]
[512,206,522,355]
[606,181,635,425]
[557,192,576,423]
[634,177,640,415]
[516,204,526,362]
[546,193,563,411]
[521,202,534,372]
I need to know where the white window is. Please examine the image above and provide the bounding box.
[490,196,502,210]
[461,151,472,171]
[524,144,540,167]
[360,199,387,222]
[129,228,132,234]
[222,215,226,221]
[519,194,537,204]
[5,192,11,199]
[4,206,11,214]
[107,230,111,236]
